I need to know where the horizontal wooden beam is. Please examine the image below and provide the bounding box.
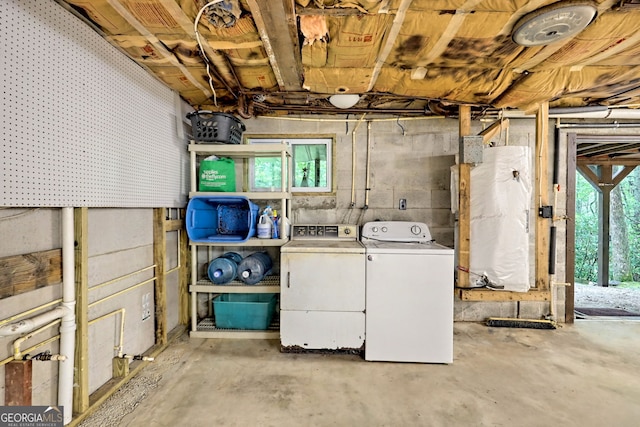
[577,157,640,167]
[0,249,62,298]
[165,219,184,232]
[459,289,551,301]
[296,7,364,16]
[479,118,509,145]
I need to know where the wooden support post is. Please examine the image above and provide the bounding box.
[153,208,168,345]
[5,360,32,406]
[73,207,89,414]
[458,105,472,288]
[112,357,129,378]
[597,165,613,287]
[535,102,550,290]
[577,163,635,288]
[179,224,189,326]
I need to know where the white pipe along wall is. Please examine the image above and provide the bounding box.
[0,208,76,423]
[0,307,68,338]
[59,207,76,425]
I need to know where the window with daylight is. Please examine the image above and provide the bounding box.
[248,137,333,193]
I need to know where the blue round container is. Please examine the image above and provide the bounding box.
[237,252,273,285]
[207,252,243,285]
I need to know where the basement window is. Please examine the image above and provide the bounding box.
[247,137,333,193]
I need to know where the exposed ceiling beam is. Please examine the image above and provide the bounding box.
[580,143,640,157]
[417,0,484,68]
[296,7,364,16]
[367,0,412,92]
[246,0,303,92]
[159,0,239,93]
[105,0,212,98]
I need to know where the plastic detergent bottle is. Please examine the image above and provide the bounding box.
[271,209,279,239]
[207,252,243,285]
[257,213,272,239]
[237,252,273,285]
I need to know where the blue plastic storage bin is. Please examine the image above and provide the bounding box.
[212,293,277,330]
[186,196,259,243]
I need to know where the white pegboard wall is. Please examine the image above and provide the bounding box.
[1,0,188,207]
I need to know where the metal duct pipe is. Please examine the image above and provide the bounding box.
[499,107,640,120]
[557,122,640,129]
[552,125,560,186]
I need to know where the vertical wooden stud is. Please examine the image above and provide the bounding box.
[535,102,550,290]
[179,211,189,325]
[153,208,168,345]
[458,105,472,288]
[73,207,89,414]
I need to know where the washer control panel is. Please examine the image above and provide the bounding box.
[291,224,359,240]
[361,221,432,243]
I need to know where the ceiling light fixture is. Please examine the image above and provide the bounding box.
[329,94,360,109]
[512,2,597,47]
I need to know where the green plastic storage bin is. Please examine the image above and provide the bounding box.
[212,293,277,330]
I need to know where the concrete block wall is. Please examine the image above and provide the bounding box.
[243,116,567,322]
[245,116,458,246]
[0,208,181,403]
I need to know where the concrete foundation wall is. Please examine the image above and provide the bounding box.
[0,208,180,403]
[245,116,459,245]
[242,116,564,322]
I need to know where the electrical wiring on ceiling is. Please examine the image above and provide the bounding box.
[194,0,225,107]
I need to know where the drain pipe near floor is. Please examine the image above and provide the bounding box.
[59,207,76,425]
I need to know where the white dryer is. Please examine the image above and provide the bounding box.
[361,221,454,363]
[280,224,365,352]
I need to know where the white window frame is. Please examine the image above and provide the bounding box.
[247,136,333,193]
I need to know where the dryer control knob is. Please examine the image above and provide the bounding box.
[372,227,378,233]
[410,225,422,235]
[381,227,388,232]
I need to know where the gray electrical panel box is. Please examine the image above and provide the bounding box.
[460,135,483,164]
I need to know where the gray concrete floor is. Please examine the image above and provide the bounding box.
[81,320,640,427]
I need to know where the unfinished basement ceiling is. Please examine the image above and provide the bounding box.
[57,0,640,117]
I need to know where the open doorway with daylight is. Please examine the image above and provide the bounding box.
[569,133,640,320]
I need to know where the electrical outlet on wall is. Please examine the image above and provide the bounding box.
[142,292,151,321]
[399,198,407,210]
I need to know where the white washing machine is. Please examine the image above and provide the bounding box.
[361,221,454,363]
[280,224,365,352]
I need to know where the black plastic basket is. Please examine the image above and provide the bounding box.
[186,111,246,144]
